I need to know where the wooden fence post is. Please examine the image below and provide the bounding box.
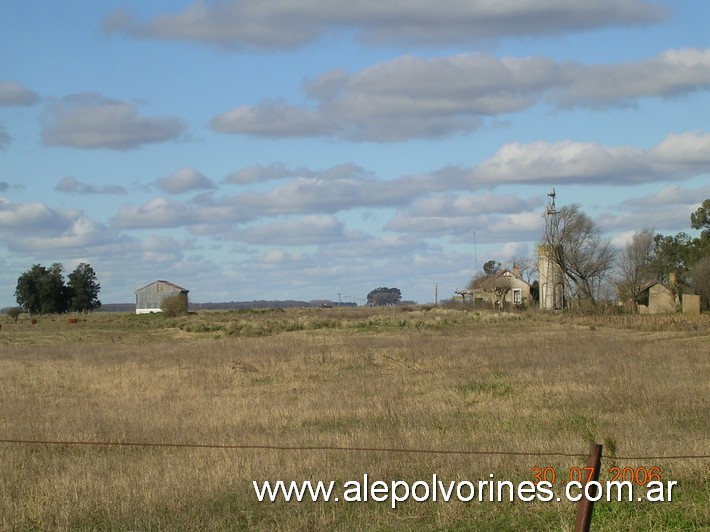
[574,443,603,532]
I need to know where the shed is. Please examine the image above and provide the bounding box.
[135,280,189,314]
[637,281,675,314]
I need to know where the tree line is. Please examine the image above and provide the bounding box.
[14,263,101,315]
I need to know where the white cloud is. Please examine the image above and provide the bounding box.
[470,132,710,186]
[0,198,79,232]
[109,133,710,234]
[156,167,216,194]
[41,93,186,150]
[559,48,710,107]
[56,176,127,195]
[5,217,123,254]
[112,197,197,229]
[211,99,334,138]
[105,0,665,49]
[212,49,710,142]
[0,81,39,106]
[225,163,303,184]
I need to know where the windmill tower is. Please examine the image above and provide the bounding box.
[538,189,564,310]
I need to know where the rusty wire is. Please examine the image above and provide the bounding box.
[0,438,707,460]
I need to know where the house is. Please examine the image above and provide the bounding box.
[459,267,531,309]
[637,281,675,314]
[135,280,189,314]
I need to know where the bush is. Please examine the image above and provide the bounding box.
[5,307,23,323]
[160,294,188,317]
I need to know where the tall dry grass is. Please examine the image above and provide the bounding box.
[0,308,707,530]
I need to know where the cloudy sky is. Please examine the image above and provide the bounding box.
[1,1,709,307]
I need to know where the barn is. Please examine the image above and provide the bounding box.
[135,280,189,314]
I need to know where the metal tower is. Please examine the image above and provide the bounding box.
[539,188,564,309]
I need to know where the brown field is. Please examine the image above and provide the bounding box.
[0,307,708,530]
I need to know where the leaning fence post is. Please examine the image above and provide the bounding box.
[574,443,603,532]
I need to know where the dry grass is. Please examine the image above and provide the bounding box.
[0,307,708,530]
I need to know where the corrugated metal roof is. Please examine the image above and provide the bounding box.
[135,280,189,293]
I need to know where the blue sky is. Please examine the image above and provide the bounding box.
[1,0,709,307]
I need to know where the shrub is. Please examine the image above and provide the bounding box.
[160,294,188,317]
[5,307,23,323]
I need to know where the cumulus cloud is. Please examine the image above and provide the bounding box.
[56,176,127,195]
[0,198,134,256]
[226,163,304,184]
[212,53,562,141]
[5,217,126,254]
[112,197,197,229]
[622,183,710,209]
[0,197,79,232]
[111,132,710,233]
[469,131,710,186]
[156,167,216,194]
[41,93,187,150]
[211,99,334,138]
[104,0,665,49]
[406,193,539,217]
[211,48,710,141]
[0,81,39,106]
[559,48,710,106]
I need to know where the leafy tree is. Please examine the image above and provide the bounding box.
[367,287,402,306]
[15,262,100,314]
[632,201,709,302]
[15,264,49,314]
[543,203,617,305]
[67,263,101,313]
[690,199,710,235]
[482,260,501,275]
[649,233,693,291]
[40,263,70,314]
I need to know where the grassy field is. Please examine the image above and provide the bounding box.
[0,307,708,530]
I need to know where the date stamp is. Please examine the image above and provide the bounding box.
[531,466,662,486]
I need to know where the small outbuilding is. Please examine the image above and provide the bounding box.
[637,281,675,314]
[135,280,189,314]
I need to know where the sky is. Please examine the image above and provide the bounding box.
[1,0,709,307]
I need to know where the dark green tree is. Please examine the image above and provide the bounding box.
[15,263,71,314]
[483,260,501,275]
[67,263,101,313]
[15,264,48,314]
[690,199,710,236]
[41,263,70,314]
[367,287,402,306]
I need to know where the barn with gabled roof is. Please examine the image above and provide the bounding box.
[135,280,189,314]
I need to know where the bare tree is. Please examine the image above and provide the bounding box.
[544,204,617,305]
[467,271,513,309]
[616,229,656,305]
[507,256,537,284]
